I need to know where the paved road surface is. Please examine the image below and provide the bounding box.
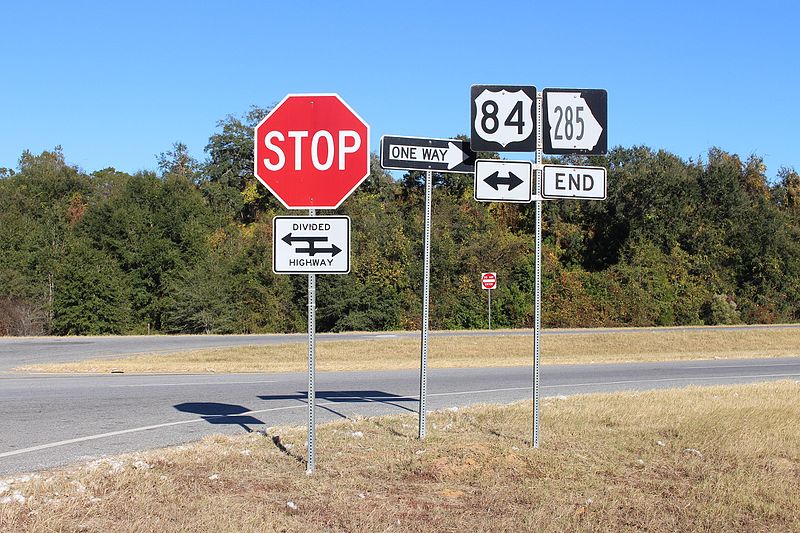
[2,325,799,372]
[2,357,799,476]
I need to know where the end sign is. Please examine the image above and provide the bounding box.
[542,165,607,200]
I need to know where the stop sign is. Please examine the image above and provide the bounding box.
[481,272,497,289]
[254,94,370,209]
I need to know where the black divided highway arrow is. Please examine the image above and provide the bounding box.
[484,171,523,191]
[282,233,342,257]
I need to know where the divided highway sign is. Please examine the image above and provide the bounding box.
[474,159,533,203]
[380,135,476,173]
[542,88,607,155]
[542,165,607,200]
[470,85,536,152]
[273,216,350,274]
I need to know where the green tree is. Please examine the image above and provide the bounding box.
[77,170,215,332]
[0,148,93,330]
[201,106,281,223]
[51,239,131,335]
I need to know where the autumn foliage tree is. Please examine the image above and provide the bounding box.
[1,114,798,335]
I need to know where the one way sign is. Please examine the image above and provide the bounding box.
[380,135,476,174]
[474,160,533,203]
[273,216,350,274]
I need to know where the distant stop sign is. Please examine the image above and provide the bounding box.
[254,94,370,209]
[481,272,497,290]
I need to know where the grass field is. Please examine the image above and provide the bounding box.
[18,326,800,374]
[1,381,798,532]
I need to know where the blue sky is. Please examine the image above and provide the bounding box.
[1,1,797,180]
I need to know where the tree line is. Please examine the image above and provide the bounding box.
[1,106,799,335]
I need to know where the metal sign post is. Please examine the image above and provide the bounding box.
[470,85,606,450]
[481,272,497,329]
[533,92,543,449]
[380,135,474,441]
[306,208,317,474]
[256,94,369,475]
[419,170,432,440]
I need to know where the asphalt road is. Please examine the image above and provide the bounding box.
[2,324,800,372]
[2,357,799,476]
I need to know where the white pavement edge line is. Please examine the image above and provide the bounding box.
[680,361,800,370]
[0,404,306,459]
[108,379,280,388]
[422,372,800,399]
[2,372,799,460]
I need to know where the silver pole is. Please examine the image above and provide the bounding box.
[307,208,317,473]
[534,92,543,448]
[419,170,432,439]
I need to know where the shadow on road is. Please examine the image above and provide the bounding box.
[257,390,418,417]
[174,391,417,435]
[174,402,264,433]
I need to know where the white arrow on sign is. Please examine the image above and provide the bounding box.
[546,92,603,151]
[444,142,470,170]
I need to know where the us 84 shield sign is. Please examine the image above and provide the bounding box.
[470,85,536,152]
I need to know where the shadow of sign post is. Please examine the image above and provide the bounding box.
[174,402,265,433]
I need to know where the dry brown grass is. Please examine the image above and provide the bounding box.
[2,381,799,532]
[18,327,800,374]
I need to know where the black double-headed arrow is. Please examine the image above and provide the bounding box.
[282,233,341,257]
[484,171,523,191]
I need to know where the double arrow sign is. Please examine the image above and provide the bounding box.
[474,160,533,203]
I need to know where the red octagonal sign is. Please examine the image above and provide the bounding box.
[254,93,370,209]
